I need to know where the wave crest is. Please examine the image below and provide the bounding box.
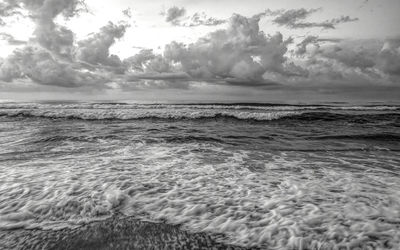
[0,107,399,123]
[0,109,300,121]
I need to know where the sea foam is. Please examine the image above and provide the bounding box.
[1,142,399,249]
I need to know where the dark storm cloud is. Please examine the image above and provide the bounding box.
[262,8,358,29]
[162,6,226,27]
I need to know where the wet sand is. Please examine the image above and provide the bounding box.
[0,216,253,250]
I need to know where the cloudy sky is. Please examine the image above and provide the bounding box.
[0,0,399,102]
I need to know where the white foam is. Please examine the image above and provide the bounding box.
[1,142,399,248]
[0,108,300,121]
[0,102,398,112]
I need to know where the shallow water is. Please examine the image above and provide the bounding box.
[0,102,399,249]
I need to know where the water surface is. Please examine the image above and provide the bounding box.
[0,102,399,249]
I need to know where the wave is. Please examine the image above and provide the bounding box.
[308,133,400,141]
[0,102,399,111]
[281,111,400,122]
[1,109,400,123]
[0,109,300,121]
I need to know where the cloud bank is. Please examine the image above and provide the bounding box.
[0,1,398,96]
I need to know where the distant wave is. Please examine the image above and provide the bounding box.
[309,133,400,141]
[0,109,300,121]
[281,111,400,123]
[1,109,399,124]
[0,103,399,111]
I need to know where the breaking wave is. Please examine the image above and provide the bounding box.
[0,102,399,111]
[0,109,300,121]
[0,108,399,124]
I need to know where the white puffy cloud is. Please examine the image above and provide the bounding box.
[161,14,293,84]
[121,13,296,87]
[162,6,186,25]
[377,37,400,76]
[0,1,398,95]
[292,37,400,86]
[123,49,156,71]
[75,22,128,69]
[17,0,86,57]
[0,0,110,87]
[0,46,105,87]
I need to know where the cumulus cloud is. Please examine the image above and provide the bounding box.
[24,0,86,57]
[377,37,400,76]
[123,49,156,71]
[292,37,400,85]
[162,6,226,27]
[120,13,298,87]
[162,6,186,25]
[294,36,341,56]
[318,42,377,69]
[0,1,398,94]
[75,22,128,69]
[295,36,320,55]
[161,14,294,84]
[0,46,105,87]
[262,8,358,29]
[0,0,107,87]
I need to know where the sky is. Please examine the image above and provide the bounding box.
[0,0,399,102]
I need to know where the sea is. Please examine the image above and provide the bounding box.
[0,101,399,249]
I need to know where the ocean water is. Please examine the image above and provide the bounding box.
[0,102,399,249]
